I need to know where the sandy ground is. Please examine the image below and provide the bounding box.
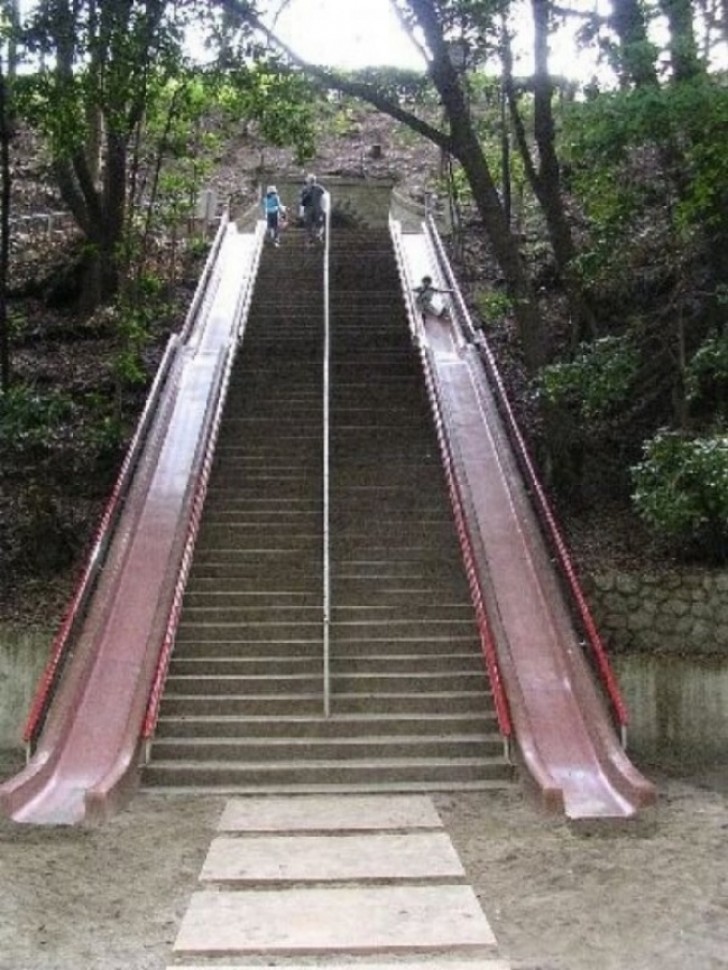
[0,763,726,970]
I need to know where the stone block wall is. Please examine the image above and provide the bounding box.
[584,569,728,656]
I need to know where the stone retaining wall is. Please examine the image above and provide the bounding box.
[584,570,728,656]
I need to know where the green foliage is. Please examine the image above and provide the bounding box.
[437,162,473,207]
[631,430,728,561]
[82,392,126,461]
[563,76,728,285]
[0,385,73,451]
[223,64,318,162]
[685,333,728,417]
[114,275,166,388]
[346,66,432,105]
[474,288,511,325]
[538,335,639,420]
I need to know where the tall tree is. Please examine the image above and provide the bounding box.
[609,0,660,87]
[0,0,19,392]
[23,0,190,311]
[215,0,548,372]
[504,0,597,342]
[657,0,704,80]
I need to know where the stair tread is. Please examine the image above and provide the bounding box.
[140,780,511,794]
[151,733,500,747]
[148,755,506,768]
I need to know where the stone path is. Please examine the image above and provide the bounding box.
[168,794,511,969]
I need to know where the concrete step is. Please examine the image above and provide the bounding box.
[194,528,322,549]
[143,755,513,788]
[150,734,503,763]
[172,963,510,970]
[171,635,480,658]
[334,692,492,715]
[170,653,483,676]
[184,580,471,600]
[329,620,480,639]
[160,694,326,717]
[170,657,324,676]
[154,712,498,739]
[176,605,475,624]
[174,623,324,642]
[163,671,488,696]
[182,589,324,607]
[159,691,491,718]
[330,653,485,673]
[164,674,325,696]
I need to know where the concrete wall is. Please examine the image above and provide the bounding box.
[0,625,50,751]
[614,653,728,764]
[235,175,452,235]
[240,175,396,231]
[584,569,728,656]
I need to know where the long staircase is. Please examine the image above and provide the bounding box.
[143,227,512,792]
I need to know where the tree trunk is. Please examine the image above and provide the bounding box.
[530,0,598,341]
[411,0,547,371]
[503,5,596,343]
[451,120,548,370]
[657,0,703,80]
[0,68,11,392]
[609,0,659,87]
[0,0,18,392]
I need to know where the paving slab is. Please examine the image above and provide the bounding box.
[218,794,443,832]
[167,957,511,970]
[201,832,464,884]
[173,885,497,956]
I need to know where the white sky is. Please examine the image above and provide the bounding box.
[268,0,602,81]
[269,0,426,70]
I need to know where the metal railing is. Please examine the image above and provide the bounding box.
[423,214,630,743]
[322,192,332,717]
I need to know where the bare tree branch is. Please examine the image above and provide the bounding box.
[211,0,453,152]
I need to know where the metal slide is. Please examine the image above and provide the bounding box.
[0,218,265,824]
[1,210,655,825]
[392,220,656,823]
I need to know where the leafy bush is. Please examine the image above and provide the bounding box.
[0,385,74,451]
[474,288,512,326]
[685,333,728,417]
[538,335,639,420]
[563,76,728,287]
[631,430,728,561]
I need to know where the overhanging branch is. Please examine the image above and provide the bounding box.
[212,0,453,153]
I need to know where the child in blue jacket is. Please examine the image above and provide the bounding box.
[263,185,286,246]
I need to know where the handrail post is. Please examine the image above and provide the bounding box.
[322,192,332,717]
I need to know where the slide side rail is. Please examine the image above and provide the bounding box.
[22,213,231,756]
[142,219,266,743]
[423,215,629,738]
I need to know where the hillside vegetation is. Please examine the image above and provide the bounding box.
[0,0,726,623]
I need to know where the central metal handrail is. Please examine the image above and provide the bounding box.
[322,192,332,717]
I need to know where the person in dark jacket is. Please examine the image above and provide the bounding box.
[300,173,326,244]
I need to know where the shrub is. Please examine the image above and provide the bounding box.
[685,333,728,418]
[538,335,639,420]
[0,385,74,452]
[631,429,728,562]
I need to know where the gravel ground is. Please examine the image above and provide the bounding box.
[0,764,726,970]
